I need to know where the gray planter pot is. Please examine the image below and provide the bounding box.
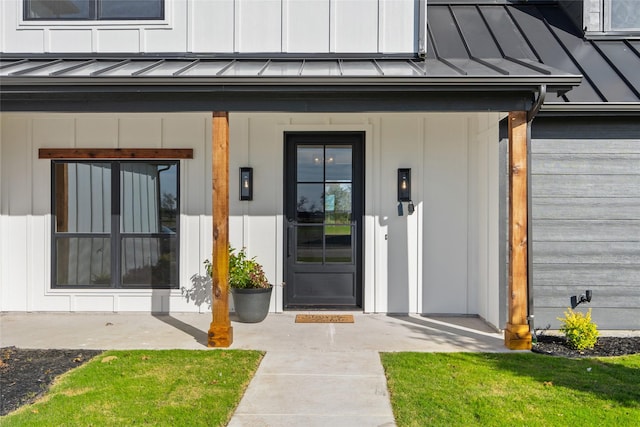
[231,286,273,323]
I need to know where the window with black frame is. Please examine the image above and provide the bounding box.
[25,0,164,20]
[52,161,178,288]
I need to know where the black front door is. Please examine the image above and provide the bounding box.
[284,132,364,308]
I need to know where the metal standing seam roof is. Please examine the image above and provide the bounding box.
[4,2,636,109]
[0,56,577,86]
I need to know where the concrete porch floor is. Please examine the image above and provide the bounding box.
[0,312,507,352]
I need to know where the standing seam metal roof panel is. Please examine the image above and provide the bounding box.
[505,5,603,103]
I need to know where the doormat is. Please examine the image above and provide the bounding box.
[295,314,354,323]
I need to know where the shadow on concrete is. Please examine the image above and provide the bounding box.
[152,313,209,347]
[387,314,506,351]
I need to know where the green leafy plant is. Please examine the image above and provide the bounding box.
[557,308,599,350]
[205,247,270,289]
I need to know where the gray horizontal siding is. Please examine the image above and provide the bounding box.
[533,198,640,220]
[533,264,640,287]
[532,220,640,242]
[534,308,640,330]
[535,286,639,310]
[533,175,640,197]
[531,154,640,174]
[530,132,640,330]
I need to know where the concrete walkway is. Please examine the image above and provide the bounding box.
[1,312,507,426]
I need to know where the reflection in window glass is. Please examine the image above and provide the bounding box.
[120,163,177,234]
[610,0,640,30]
[56,237,111,285]
[100,0,163,20]
[25,0,163,20]
[324,183,351,225]
[297,146,324,182]
[121,237,176,286]
[296,226,323,263]
[55,162,111,233]
[325,225,352,263]
[325,146,352,182]
[297,184,324,223]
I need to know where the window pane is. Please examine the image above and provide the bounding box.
[297,145,324,182]
[611,0,640,30]
[296,226,323,263]
[100,0,163,20]
[325,225,352,263]
[121,163,177,234]
[121,236,177,287]
[56,237,111,285]
[324,183,351,224]
[325,146,352,182]
[297,183,324,223]
[55,162,111,233]
[26,0,92,19]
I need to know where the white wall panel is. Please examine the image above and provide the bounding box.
[379,116,422,313]
[190,0,234,52]
[283,0,330,53]
[236,0,282,53]
[76,117,118,147]
[97,29,140,53]
[144,0,187,52]
[49,30,92,53]
[423,115,469,313]
[379,0,414,53]
[332,0,378,52]
[119,117,162,146]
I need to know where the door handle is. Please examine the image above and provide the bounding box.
[287,221,295,258]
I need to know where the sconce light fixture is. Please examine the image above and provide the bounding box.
[397,168,411,202]
[240,167,253,201]
[570,290,593,309]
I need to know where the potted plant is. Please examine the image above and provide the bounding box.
[205,247,272,323]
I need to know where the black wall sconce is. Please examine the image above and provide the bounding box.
[570,290,592,309]
[240,167,253,201]
[397,168,411,202]
[397,168,414,216]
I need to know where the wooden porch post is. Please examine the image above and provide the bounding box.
[505,111,532,350]
[208,111,233,347]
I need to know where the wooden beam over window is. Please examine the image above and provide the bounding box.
[505,111,532,350]
[208,112,233,347]
[39,148,193,159]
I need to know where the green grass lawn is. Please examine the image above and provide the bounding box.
[381,352,640,427]
[3,349,263,427]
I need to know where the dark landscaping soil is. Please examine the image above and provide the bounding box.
[0,347,103,416]
[2,337,640,417]
[532,335,640,358]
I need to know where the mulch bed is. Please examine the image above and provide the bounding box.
[0,347,103,416]
[532,335,640,358]
[2,337,640,417]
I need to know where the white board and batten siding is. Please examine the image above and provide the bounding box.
[531,138,640,330]
[1,112,500,328]
[1,0,418,54]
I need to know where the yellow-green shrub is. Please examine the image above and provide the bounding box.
[558,308,599,350]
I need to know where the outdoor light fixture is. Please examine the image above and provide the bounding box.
[240,167,253,201]
[570,290,593,309]
[397,168,411,202]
